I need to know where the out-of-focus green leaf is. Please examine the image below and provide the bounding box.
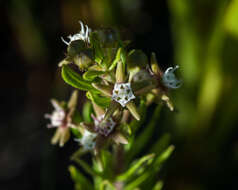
[83,70,105,81]
[117,154,155,181]
[73,157,102,177]
[152,145,175,172]
[86,91,111,108]
[127,105,161,161]
[100,150,113,177]
[149,134,171,155]
[69,165,94,190]
[71,127,82,138]
[99,180,116,190]
[61,65,98,92]
[82,101,93,122]
[225,0,238,38]
[152,181,163,190]
[125,172,150,190]
[72,110,83,124]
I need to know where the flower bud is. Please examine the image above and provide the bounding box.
[127,50,148,71]
[67,40,86,58]
[95,29,119,47]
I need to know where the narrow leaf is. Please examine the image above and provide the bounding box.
[61,65,98,92]
[86,91,111,108]
[117,154,155,181]
[83,70,105,81]
[69,165,93,190]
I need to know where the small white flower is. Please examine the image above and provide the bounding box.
[45,100,66,128]
[61,21,91,45]
[75,130,97,151]
[93,114,116,136]
[162,65,182,89]
[112,83,136,107]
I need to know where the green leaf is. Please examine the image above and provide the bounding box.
[61,65,98,92]
[109,48,122,70]
[99,180,116,190]
[125,172,150,190]
[152,181,163,190]
[152,145,174,172]
[72,157,102,177]
[100,150,113,178]
[124,146,173,190]
[117,154,155,181]
[127,105,161,161]
[86,91,111,108]
[225,0,238,38]
[82,101,93,122]
[149,134,171,155]
[83,70,105,81]
[72,110,83,124]
[140,145,174,190]
[69,165,94,190]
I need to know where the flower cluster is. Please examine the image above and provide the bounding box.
[45,21,181,154]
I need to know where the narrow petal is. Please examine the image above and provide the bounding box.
[116,61,126,83]
[68,90,78,110]
[111,132,128,144]
[126,101,140,121]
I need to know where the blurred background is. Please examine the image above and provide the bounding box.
[1,0,238,189]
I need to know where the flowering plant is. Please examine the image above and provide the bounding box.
[46,21,181,190]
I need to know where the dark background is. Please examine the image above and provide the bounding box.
[1,0,238,190]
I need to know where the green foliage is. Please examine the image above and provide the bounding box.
[86,91,111,108]
[62,65,98,92]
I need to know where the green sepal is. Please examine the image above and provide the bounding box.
[61,65,98,92]
[86,91,111,108]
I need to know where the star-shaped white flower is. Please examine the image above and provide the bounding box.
[92,114,116,136]
[162,65,182,89]
[75,130,97,151]
[61,21,91,45]
[112,83,136,107]
[44,99,66,128]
